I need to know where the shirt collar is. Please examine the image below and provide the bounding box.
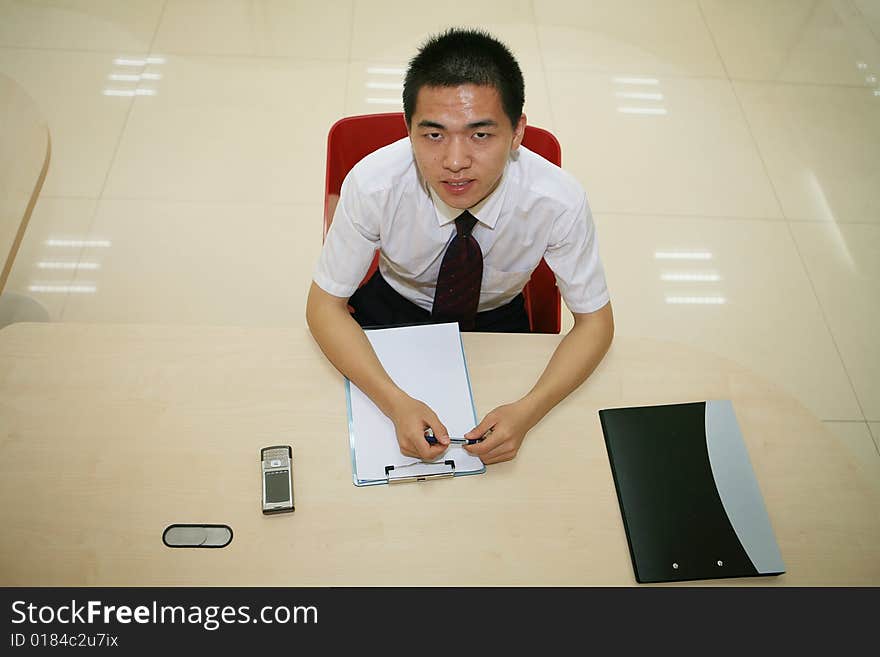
[427,161,509,230]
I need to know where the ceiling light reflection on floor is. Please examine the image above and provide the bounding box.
[109,73,162,82]
[367,82,403,90]
[366,67,406,75]
[613,77,660,85]
[661,272,721,282]
[618,107,667,115]
[613,76,666,115]
[114,56,166,67]
[29,284,97,294]
[37,262,100,270]
[655,251,713,260]
[364,65,405,106]
[46,240,112,248]
[103,89,157,97]
[666,296,726,305]
[615,92,664,100]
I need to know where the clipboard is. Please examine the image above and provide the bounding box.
[599,400,785,583]
[345,322,487,486]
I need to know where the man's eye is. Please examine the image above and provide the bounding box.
[474,132,491,140]
[425,133,442,141]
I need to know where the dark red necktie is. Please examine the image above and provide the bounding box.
[431,210,483,331]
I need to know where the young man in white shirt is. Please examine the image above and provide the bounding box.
[307,28,613,465]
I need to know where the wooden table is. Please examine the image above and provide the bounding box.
[0,323,877,585]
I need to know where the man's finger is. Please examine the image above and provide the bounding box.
[425,417,450,446]
[415,435,449,460]
[465,415,496,441]
[464,426,502,455]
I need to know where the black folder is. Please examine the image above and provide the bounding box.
[599,400,785,583]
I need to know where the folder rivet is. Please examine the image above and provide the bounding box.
[717,560,723,566]
[672,563,679,569]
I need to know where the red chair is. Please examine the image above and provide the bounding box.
[323,112,562,334]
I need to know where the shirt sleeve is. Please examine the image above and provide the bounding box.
[313,170,383,299]
[543,191,611,314]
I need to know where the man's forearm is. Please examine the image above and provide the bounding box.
[520,303,614,423]
[305,283,405,416]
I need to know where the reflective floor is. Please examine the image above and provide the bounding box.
[1,1,878,477]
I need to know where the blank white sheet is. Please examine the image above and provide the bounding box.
[346,322,486,485]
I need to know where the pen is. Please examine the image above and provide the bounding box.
[449,437,484,445]
[424,430,487,446]
[425,435,484,446]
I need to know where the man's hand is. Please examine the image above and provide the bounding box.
[308,283,451,462]
[463,399,539,465]
[463,304,614,466]
[389,393,451,461]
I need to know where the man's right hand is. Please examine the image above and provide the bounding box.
[388,393,450,461]
[306,283,450,462]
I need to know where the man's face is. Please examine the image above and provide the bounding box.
[409,84,526,210]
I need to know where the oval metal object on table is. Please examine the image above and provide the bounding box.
[162,524,233,548]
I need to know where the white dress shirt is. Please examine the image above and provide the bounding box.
[314,137,610,315]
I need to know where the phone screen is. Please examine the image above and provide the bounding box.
[265,469,290,503]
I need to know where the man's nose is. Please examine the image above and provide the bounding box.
[443,137,471,172]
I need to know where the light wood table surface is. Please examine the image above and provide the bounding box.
[0,322,877,586]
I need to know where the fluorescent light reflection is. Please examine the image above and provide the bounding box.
[103,89,157,97]
[613,77,660,85]
[655,251,713,260]
[114,58,147,67]
[367,82,403,90]
[37,262,100,270]
[615,92,664,100]
[106,55,164,97]
[109,73,162,82]
[666,296,726,305]
[114,56,165,67]
[613,76,666,115]
[661,272,721,282]
[29,285,97,294]
[46,240,112,248]
[364,65,405,105]
[366,67,406,75]
[366,97,402,105]
[805,171,856,271]
[618,107,667,115]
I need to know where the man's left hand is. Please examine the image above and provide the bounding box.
[463,399,538,465]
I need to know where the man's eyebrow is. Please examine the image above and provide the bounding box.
[415,119,499,130]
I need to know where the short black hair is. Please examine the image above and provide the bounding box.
[403,28,525,128]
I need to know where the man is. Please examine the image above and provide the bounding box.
[307,28,613,465]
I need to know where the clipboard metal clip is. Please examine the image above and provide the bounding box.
[385,460,456,484]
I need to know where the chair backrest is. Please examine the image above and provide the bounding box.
[323,112,562,334]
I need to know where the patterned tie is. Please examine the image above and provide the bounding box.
[431,210,483,331]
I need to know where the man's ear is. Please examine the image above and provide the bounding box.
[511,114,527,151]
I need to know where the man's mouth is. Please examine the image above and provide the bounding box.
[442,179,475,195]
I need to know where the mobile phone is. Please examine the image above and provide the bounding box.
[261,445,295,514]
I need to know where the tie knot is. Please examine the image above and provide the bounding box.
[455,211,478,237]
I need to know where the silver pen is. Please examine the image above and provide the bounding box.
[424,428,489,446]
[448,436,485,445]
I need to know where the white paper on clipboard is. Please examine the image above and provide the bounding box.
[345,322,486,486]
